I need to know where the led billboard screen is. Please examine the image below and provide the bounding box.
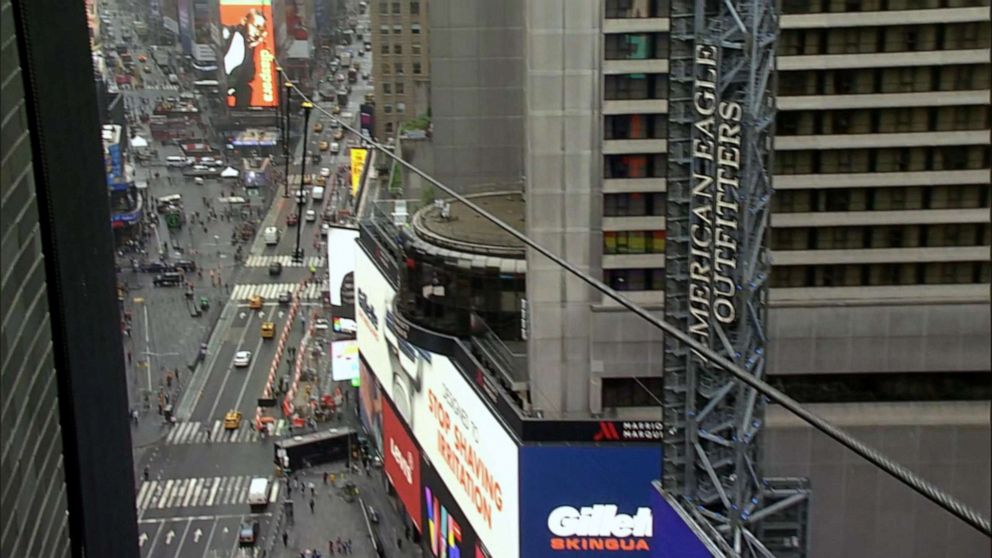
[519,445,663,556]
[219,0,279,108]
[331,340,359,381]
[383,393,422,530]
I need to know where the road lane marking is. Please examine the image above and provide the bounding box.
[233,336,266,412]
[157,480,175,509]
[206,311,255,419]
[171,518,194,556]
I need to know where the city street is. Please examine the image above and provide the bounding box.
[103,3,424,556]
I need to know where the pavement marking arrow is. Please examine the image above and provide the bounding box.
[222,527,229,535]
[138,533,148,547]
[194,528,203,543]
[165,530,175,545]
[239,312,246,319]
[258,311,265,319]
[278,311,285,319]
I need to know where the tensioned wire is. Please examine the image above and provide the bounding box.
[276,69,992,537]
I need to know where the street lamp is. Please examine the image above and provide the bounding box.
[293,101,314,264]
[283,80,294,198]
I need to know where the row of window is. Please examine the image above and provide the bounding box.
[382,102,407,114]
[604,33,669,61]
[378,23,422,35]
[605,267,666,291]
[771,261,990,287]
[776,146,990,174]
[604,114,667,140]
[779,22,989,56]
[777,106,989,135]
[781,0,989,15]
[779,65,990,96]
[379,62,423,75]
[605,0,669,18]
[772,186,990,213]
[604,261,990,292]
[604,230,667,254]
[604,192,667,216]
[378,1,420,15]
[771,224,991,250]
[604,74,668,101]
[381,82,405,95]
[379,42,423,56]
[601,377,663,409]
[604,153,666,179]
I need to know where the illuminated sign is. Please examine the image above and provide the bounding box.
[219,0,279,108]
[350,148,367,195]
[548,505,652,551]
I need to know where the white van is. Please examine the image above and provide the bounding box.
[330,142,340,154]
[166,156,190,167]
[247,477,270,509]
[263,226,280,246]
[312,186,325,201]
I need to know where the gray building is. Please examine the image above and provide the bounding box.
[0,2,73,556]
[378,0,990,554]
[2,0,139,556]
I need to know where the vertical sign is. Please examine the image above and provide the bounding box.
[350,148,368,195]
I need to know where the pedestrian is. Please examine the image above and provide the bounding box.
[127,350,132,365]
[328,539,334,555]
[323,471,328,485]
[309,498,315,513]
[346,540,352,554]
[143,466,149,481]
[397,537,403,549]
[157,402,163,415]
[309,481,315,497]
[336,537,342,553]
[282,531,288,547]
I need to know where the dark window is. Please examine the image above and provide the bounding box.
[604,33,668,60]
[602,377,664,408]
[604,268,665,291]
[410,1,419,15]
[605,114,667,139]
[604,192,666,216]
[604,154,666,178]
[771,372,992,403]
[604,0,667,18]
[604,74,667,100]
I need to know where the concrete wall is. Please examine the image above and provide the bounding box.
[763,402,992,558]
[524,0,602,415]
[430,0,525,193]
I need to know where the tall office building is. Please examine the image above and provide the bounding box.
[370,0,432,141]
[363,0,989,554]
[1,2,73,556]
[2,1,139,556]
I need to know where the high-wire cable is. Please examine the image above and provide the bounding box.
[277,71,992,537]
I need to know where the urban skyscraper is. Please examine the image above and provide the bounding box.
[3,1,139,556]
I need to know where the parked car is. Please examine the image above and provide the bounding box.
[143,261,174,273]
[233,351,252,367]
[173,259,196,272]
[153,272,183,286]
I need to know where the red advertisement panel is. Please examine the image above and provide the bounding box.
[219,0,278,108]
[383,393,422,530]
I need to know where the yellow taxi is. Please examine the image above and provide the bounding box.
[302,175,312,185]
[248,294,264,309]
[333,129,344,141]
[313,122,324,133]
[223,410,242,430]
[261,322,275,338]
[319,140,329,152]
[315,175,327,186]
[332,105,341,115]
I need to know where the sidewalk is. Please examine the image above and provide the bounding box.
[268,406,423,558]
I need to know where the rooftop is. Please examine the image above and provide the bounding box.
[413,191,526,258]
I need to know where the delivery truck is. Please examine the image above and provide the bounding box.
[247,477,271,511]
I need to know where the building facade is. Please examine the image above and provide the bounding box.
[4,0,139,556]
[370,0,431,141]
[0,3,73,556]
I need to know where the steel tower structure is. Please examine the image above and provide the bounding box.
[663,1,810,556]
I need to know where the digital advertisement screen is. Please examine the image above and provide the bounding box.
[383,392,422,531]
[358,358,382,454]
[327,226,358,306]
[350,148,367,195]
[219,0,278,108]
[422,458,491,558]
[519,445,663,557]
[331,340,359,381]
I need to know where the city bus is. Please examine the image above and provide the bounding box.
[273,427,356,471]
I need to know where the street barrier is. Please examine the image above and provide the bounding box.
[255,277,309,429]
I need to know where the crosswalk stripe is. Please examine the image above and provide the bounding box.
[206,477,221,506]
[163,421,263,444]
[244,255,325,268]
[230,282,326,302]
[158,480,175,509]
[136,475,275,510]
[269,481,280,503]
[211,421,223,441]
